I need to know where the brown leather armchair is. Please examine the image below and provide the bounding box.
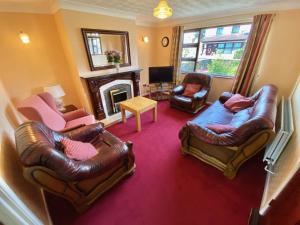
[179,85,278,179]
[15,121,135,212]
[170,73,212,113]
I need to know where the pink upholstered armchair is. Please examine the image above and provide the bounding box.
[17,92,96,132]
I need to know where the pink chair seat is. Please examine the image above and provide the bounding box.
[65,115,95,129]
[17,92,96,132]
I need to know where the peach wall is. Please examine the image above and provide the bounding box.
[137,26,156,95]
[136,26,173,94]
[0,12,79,107]
[57,9,139,76]
[54,9,140,111]
[153,27,173,66]
[252,9,300,98]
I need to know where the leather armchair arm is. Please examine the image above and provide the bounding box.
[219,92,234,104]
[62,108,89,121]
[43,141,131,182]
[193,88,209,100]
[65,122,104,142]
[171,85,185,95]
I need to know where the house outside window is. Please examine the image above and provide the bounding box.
[232,25,240,34]
[216,27,224,36]
[181,23,252,77]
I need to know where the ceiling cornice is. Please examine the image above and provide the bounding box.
[52,0,137,20]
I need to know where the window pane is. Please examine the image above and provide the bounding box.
[182,47,197,58]
[218,43,225,48]
[216,27,223,36]
[181,61,195,72]
[196,23,252,77]
[232,25,240,33]
[183,32,199,44]
[233,42,242,49]
[225,43,233,48]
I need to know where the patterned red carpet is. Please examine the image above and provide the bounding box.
[46,101,266,225]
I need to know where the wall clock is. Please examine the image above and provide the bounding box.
[161,36,169,47]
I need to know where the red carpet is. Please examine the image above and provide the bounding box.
[46,101,266,225]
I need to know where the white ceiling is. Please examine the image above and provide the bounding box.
[1,0,300,25]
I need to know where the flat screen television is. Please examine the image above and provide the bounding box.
[149,66,174,84]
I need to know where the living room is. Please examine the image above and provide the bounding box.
[1,1,300,225]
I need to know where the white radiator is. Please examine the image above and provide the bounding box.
[263,96,294,173]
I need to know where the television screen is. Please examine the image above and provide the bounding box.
[149,66,174,84]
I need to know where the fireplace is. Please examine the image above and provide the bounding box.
[81,69,141,120]
[110,89,128,113]
[100,80,133,117]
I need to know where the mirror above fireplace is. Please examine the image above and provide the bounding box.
[81,28,131,71]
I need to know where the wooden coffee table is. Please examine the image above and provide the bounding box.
[120,96,157,132]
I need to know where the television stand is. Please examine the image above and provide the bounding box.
[148,82,175,101]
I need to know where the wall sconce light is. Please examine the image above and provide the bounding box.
[19,31,30,44]
[143,36,149,43]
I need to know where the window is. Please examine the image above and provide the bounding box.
[216,27,223,36]
[232,25,240,34]
[87,33,102,55]
[181,30,200,72]
[181,23,252,77]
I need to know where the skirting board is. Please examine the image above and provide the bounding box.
[0,177,43,225]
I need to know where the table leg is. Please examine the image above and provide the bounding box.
[121,107,126,123]
[136,113,141,132]
[153,105,157,122]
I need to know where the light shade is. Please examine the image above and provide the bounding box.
[44,85,65,99]
[19,32,30,44]
[153,0,173,19]
[143,36,149,43]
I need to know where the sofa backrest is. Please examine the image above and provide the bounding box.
[17,94,66,131]
[183,73,212,88]
[250,85,278,126]
[15,121,63,166]
[232,85,278,142]
[38,92,62,115]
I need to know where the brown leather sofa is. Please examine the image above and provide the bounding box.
[170,73,212,113]
[179,85,278,179]
[15,121,135,212]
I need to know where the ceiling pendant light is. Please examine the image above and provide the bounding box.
[153,0,173,19]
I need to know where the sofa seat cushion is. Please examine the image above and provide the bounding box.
[65,115,95,129]
[191,101,233,126]
[229,107,253,127]
[87,130,131,174]
[206,124,236,134]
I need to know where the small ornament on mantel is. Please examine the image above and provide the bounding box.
[115,62,120,72]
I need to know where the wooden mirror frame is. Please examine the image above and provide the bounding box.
[81,28,131,71]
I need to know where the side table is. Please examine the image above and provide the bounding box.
[60,104,78,113]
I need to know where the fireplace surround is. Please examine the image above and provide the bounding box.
[81,69,141,120]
